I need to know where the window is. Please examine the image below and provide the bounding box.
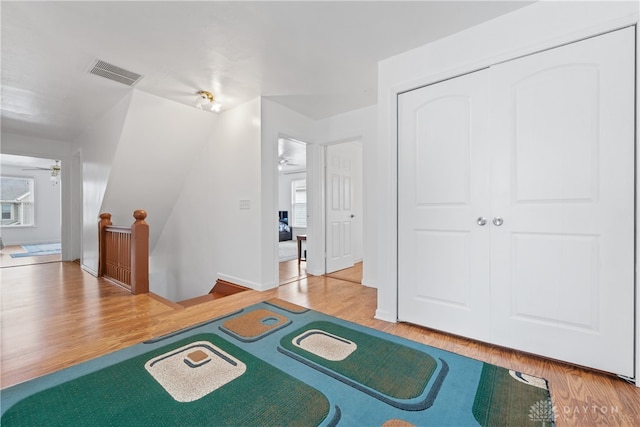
[0,177,35,226]
[291,179,307,228]
[2,204,11,220]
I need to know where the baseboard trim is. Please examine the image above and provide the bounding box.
[361,275,376,289]
[216,273,276,292]
[81,264,97,277]
[374,309,397,323]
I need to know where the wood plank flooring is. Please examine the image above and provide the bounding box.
[325,261,363,283]
[1,261,639,426]
[279,258,307,285]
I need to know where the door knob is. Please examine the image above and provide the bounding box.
[476,217,487,226]
[492,217,504,226]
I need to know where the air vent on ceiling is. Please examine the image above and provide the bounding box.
[88,59,143,86]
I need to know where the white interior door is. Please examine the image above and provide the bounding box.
[489,27,635,377]
[325,144,355,273]
[397,69,493,340]
[398,27,635,376]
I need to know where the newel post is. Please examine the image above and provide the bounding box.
[130,209,149,294]
[98,213,112,277]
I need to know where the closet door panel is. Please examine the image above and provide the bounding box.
[510,233,599,328]
[489,27,635,376]
[513,65,599,203]
[398,70,491,340]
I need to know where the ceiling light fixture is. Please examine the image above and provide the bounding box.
[195,90,222,113]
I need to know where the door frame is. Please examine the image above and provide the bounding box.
[274,133,311,284]
[0,147,81,262]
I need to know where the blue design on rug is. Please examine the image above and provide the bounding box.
[10,243,61,258]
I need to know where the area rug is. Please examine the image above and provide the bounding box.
[9,243,61,258]
[0,299,554,426]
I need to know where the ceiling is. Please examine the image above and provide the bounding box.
[278,137,307,173]
[1,1,531,142]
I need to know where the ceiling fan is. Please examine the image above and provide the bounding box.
[22,160,61,184]
[278,156,299,169]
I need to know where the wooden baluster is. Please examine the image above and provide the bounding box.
[105,232,111,276]
[130,210,149,294]
[120,234,124,283]
[120,233,124,282]
[125,233,131,285]
[98,213,112,277]
[108,232,115,278]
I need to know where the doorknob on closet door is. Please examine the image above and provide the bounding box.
[476,217,487,226]
[492,217,504,226]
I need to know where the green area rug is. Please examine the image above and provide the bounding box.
[1,299,553,426]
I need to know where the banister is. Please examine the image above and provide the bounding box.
[97,210,149,294]
[130,210,149,295]
[105,226,131,233]
[98,213,112,277]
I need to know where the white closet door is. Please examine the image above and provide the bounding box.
[398,70,492,340]
[489,27,635,376]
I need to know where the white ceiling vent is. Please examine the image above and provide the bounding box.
[88,59,143,86]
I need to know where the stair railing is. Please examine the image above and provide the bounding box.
[98,210,149,294]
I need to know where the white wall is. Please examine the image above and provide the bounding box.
[375,2,639,325]
[101,91,215,249]
[0,164,61,245]
[78,89,214,276]
[151,97,373,300]
[0,132,79,260]
[0,133,73,160]
[151,98,262,301]
[76,93,133,274]
[315,105,377,286]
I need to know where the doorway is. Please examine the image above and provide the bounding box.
[0,154,62,268]
[277,137,308,285]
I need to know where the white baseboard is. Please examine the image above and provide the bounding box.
[81,264,98,277]
[361,274,376,289]
[306,266,324,276]
[374,308,397,323]
[217,273,277,291]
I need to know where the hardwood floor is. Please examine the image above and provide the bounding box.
[325,261,363,283]
[1,261,639,425]
[279,258,307,285]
